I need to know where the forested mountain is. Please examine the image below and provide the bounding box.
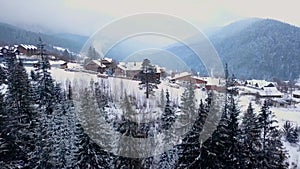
[166,18,300,80]
[0,22,87,52]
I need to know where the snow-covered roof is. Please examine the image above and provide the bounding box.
[293,90,300,96]
[50,60,66,65]
[19,44,37,50]
[191,76,207,82]
[118,62,143,71]
[171,72,191,80]
[88,60,106,68]
[198,77,223,86]
[102,57,113,63]
[117,61,162,73]
[246,79,275,88]
[259,87,283,97]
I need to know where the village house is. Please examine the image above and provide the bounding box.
[114,62,162,80]
[100,57,116,75]
[17,44,38,56]
[169,72,207,88]
[84,60,106,73]
[258,83,283,98]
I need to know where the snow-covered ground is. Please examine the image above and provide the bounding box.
[238,95,300,168]
[24,61,300,168]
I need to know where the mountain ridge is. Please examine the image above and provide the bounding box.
[166,18,300,80]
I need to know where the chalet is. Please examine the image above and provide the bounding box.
[259,85,283,98]
[100,57,115,75]
[191,76,207,86]
[114,62,161,80]
[84,60,106,73]
[169,72,192,86]
[17,44,38,56]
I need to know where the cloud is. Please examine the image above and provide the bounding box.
[0,0,299,36]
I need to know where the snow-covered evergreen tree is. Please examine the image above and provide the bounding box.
[177,99,210,168]
[258,101,289,169]
[179,82,196,130]
[200,95,242,169]
[240,103,261,168]
[139,59,160,98]
[282,120,299,144]
[161,90,176,130]
[2,55,35,168]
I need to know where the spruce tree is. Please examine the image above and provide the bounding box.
[3,54,35,168]
[200,95,242,169]
[177,99,210,168]
[161,90,176,130]
[258,101,289,169]
[139,59,160,98]
[240,103,261,168]
[282,121,299,144]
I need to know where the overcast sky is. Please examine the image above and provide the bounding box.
[1,0,300,36]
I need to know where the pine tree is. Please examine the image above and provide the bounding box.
[180,82,196,120]
[240,103,261,168]
[3,55,35,168]
[75,84,114,168]
[87,46,101,59]
[258,101,289,169]
[177,99,210,168]
[161,90,176,130]
[282,121,299,144]
[139,59,160,98]
[0,65,6,84]
[200,95,242,169]
[30,38,57,168]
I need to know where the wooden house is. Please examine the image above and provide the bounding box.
[84,60,106,73]
[17,44,38,56]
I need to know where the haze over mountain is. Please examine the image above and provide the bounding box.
[166,18,300,80]
[1,18,299,81]
[0,22,88,52]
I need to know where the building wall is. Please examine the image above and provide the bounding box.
[84,62,104,73]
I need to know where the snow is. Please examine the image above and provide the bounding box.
[259,86,283,97]
[102,57,113,63]
[118,61,162,73]
[87,60,106,68]
[293,90,300,96]
[238,94,300,169]
[20,44,37,50]
[246,79,275,88]
[171,72,191,80]
[118,62,143,71]
[23,62,300,167]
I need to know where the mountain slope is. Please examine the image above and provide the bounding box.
[0,22,87,52]
[167,18,300,80]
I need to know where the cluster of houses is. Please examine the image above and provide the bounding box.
[83,58,165,79]
[229,79,300,107]
[82,58,300,108]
